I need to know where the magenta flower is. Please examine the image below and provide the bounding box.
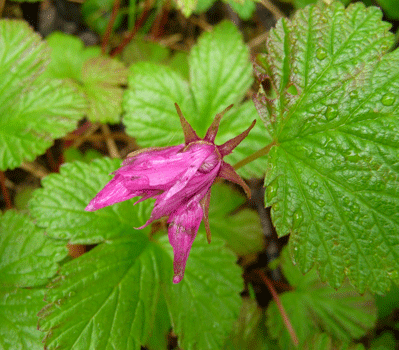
[86,104,255,283]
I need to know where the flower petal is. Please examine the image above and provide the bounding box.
[168,198,203,283]
[85,174,141,211]
[200,189,212,244]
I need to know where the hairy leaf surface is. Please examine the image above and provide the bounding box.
[0,20,86,170]
[255,2,399,293]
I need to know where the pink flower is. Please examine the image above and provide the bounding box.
[86,104,255,283]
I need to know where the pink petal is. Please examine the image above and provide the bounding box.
[85,174,142,211]
[168,198,204,283]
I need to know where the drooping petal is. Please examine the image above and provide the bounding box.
[175,103,200,144]
[168,197,204,283]
[200,189,212,244]
[218,161,251,198]
[204,104,234,143]
[137,145,219,228]
[122,145,183,167]
[85,174,142,211]
[217,120,256,157]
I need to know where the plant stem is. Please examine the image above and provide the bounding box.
[101,0,121,55]
[0,171,12,210]
[101,124,120,158]
[233,141,275,170]
[259,270,299,347]
[110,0,152,57]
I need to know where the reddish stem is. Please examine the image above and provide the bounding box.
[101,0,121,55]
[46,148,58,172]
[110,1,152,57]
[259,270,299,347]
[150,0,170,39]
[0,171,12,210]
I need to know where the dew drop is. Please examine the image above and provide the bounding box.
[316,199,325,207]
[310,181,318,189]
[325,106,337,121]
[316,48,327,60]
[343,197,350,205]
[324,212,333,221]
[349,91,358,99]
[293,209,304,229]
[68,291,76,298]
[381,93,395,106]
[351,203,360,214]
[266,182,278,201]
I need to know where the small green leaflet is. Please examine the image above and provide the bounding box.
[29,158,154,244]
[45,32,128,123]
[0,211,68,350]
[0,20,86,170]
[32,157,243,350]
[254,2,399,293]
[123,21,270,178]
[266,247,377,349]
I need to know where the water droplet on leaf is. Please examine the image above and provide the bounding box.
[324,212,333,221]
[266,182,278,201]
[351,203,360,213]
[310,181,318,189]
[293,209,304,228]
[316,48,327,60]
[316,199,325,207]
[381,93,395,106]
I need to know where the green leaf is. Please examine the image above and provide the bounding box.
[159,234,243,350]
[123,21,269,177]
[0,288,46,350]
[29,158,154,244]
[302,333,366,350]
[45,32,101,82]
[0,20,86,170]
[0,211,68,288]
[375,283,399,319]
[225,0,256,20]
[370,331,396,350]
[45,33,127,123]
[224,298,278,350]
[208,184,264,256]
[174,0,197,17]
[39,235,163,350]
[376,0,399,19]
[256,1,399,293]
[37,217,243,349]
[82,57,128,123]
[145,295,171,350]
[81,0,124,35]
[266,247,377,348]
[121,37,170,66]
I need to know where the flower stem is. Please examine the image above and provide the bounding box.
[110,0,152,57]
[233,141,275,170]
[101,0,121,55]
[0,171,12,210]
[259,270,299,347]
